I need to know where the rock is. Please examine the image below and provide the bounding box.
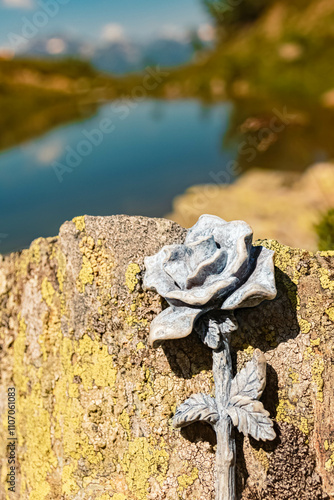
[0,214,333,500]
[167,163,334,251]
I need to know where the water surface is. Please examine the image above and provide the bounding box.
[0,100,236,254]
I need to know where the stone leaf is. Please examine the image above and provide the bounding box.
[229,348,267,401]
[195,313,238,349]
[173,393,219,429]
[227,398,276,441]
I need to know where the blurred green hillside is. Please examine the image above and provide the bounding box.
[152,0,334,104]
[1,0,334,161]
[0,58,140,152]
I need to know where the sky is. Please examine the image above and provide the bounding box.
[0,0,210,51]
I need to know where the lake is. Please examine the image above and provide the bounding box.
[0,100,236,254]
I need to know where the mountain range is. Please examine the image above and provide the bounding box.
[18,34,198,74]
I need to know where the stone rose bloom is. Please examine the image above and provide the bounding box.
[143,215,277,346]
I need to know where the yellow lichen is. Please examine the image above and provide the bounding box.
[326,306,334,322]
[303,346,314,361]
[76,334,117,390]
[125,263,141,293]
[77,255,94,292]
[136,342,145,350]
[242,344,254,356]
[299,417,309,435]
[135,366,154,401]
[126,315,147,328]
[73,216,86,232]
[275,395,295,424]
[41,278,55,307]
[119,410,132,440]
[14,315,29,393]
[289,370,300,384]
[55,356,99,466]
[77,234,114,291]
[324,440,329,451]
[121,437,169,499]
[262,240,303,284]
[14,381,57,500]
[299,318,311,334]
[253,448,269,470]
[56,248,66,292]
[325,443,334,471]
[310,338,320,347]
[177,467,199,492]
[61,463,80,495]
[311,357,325,402]
[318,268,334,291]
[111,495,127,500]
[325,459,333,471]
[51,330,117,491]
[15,239,41,276]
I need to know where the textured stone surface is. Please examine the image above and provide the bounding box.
[0,214,333,499]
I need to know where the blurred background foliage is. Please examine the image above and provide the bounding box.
[316,209,334,251]
[2,0,334,155]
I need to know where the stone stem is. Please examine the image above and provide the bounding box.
[213,333,236,500]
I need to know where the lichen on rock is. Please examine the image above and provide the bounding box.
[0,215,333,499]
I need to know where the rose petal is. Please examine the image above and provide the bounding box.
[185,214,227,244]
[165,275,236,307]
[221,247,277,310]
[185,214,254,286]
[187,235,219,272]
[186,237,228,289]
[148,305,204,347]
[219,221,253,278]
[163,236,221,290]
[143,249,177,296]
[185,215,253,264]
[162,245,190,290]
[164,223,255,307]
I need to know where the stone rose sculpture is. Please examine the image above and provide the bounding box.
[144,215,277,500]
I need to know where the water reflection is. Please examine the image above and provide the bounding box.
[225,98,334,173]
[0,100,235,254]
